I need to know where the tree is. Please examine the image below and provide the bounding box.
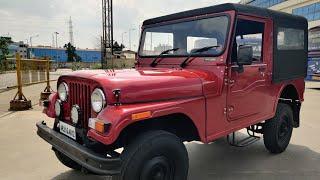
[0,37,12,62]
[0,37,13,71]
[64,42,81,62]
[113,41,125,52]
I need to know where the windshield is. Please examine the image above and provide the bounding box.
[139,16,229,57]
[309,29,320,51]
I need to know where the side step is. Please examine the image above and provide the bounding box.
[227,125,262,147]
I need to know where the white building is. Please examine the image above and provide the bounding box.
[8,41,28,59]
[240,0,320,28]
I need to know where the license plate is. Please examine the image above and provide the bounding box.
[312,76,320,81]
[59,121,76,140]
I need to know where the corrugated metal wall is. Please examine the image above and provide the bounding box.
[32,48,101,63]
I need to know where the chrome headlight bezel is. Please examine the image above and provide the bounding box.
[71,105,80,124]
[58,82,69,102]
[91,88,106,113]
[55,99,62,117]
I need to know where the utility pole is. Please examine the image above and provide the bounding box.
[101,0,113,69]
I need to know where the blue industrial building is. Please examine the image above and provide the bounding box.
[31,47,101,63]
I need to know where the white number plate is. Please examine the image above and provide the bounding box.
[59,121,76,140]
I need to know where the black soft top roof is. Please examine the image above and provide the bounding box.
[143,3,306,27]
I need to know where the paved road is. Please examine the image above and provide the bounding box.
[0,82,320,180]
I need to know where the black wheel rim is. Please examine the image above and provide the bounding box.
[140,156,174,180]
[277,113,291,143]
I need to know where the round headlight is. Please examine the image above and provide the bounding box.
[71,105,80,124]
[58,82,68,101]
[55,100,62,117]
[91,88,106,113]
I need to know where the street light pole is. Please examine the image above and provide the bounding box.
[54,32,59,48]
[52,34,55,47]
[54,32,59,63]
[29,34,39,58]
[129,28,136,51]
[121,32,127,47]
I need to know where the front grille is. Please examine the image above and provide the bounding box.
[68,81,92,129]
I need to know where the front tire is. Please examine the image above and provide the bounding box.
[119,130,189,180]
[263,103,294,154]
[54,150,82,171]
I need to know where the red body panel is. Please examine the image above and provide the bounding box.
[46,10,305,145]
[60,69,203,104]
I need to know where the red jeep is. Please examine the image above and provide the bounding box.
[37,3,308,180]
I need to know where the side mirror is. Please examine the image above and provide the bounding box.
[237,45,253,66]
[232,45,253,73]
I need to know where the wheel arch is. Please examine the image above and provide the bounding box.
[114,113,201,148]
[277,84,301,128]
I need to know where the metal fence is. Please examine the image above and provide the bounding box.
[8,53,53,111]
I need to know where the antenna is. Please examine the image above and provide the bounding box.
[68,16,74,46]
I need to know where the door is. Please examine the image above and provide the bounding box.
[227,16,270,121]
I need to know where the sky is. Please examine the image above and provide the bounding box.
[0,0,239,50]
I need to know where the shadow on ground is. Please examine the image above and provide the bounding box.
[52,138,320,180]
[308,88,320,91]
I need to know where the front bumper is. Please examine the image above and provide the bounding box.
[36,121,122,175]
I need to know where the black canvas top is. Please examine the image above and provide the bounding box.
[143,3,306,27]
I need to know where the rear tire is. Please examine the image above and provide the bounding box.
[119,130,189,180]
[54,150,82,171]
[263,103,294,154]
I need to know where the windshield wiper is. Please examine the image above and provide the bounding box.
[150,48,179,67]
[180,45,220,68]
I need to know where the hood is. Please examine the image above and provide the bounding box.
[61,68,204,104]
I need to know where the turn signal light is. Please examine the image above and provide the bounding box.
[95,121,105,133]
[132,111,152,120]
[88,118,110,134]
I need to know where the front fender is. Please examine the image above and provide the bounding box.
[87,96,206,145]
[44,92,58,118]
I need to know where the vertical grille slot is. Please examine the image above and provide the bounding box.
[68,81,91,129]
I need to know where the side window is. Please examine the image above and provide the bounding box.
[237,33,263,61]
[232,19,265,63]
[277,28,304,50]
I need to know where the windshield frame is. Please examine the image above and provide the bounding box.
[138,13,231,58]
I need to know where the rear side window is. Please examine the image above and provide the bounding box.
[277,28,304,50]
